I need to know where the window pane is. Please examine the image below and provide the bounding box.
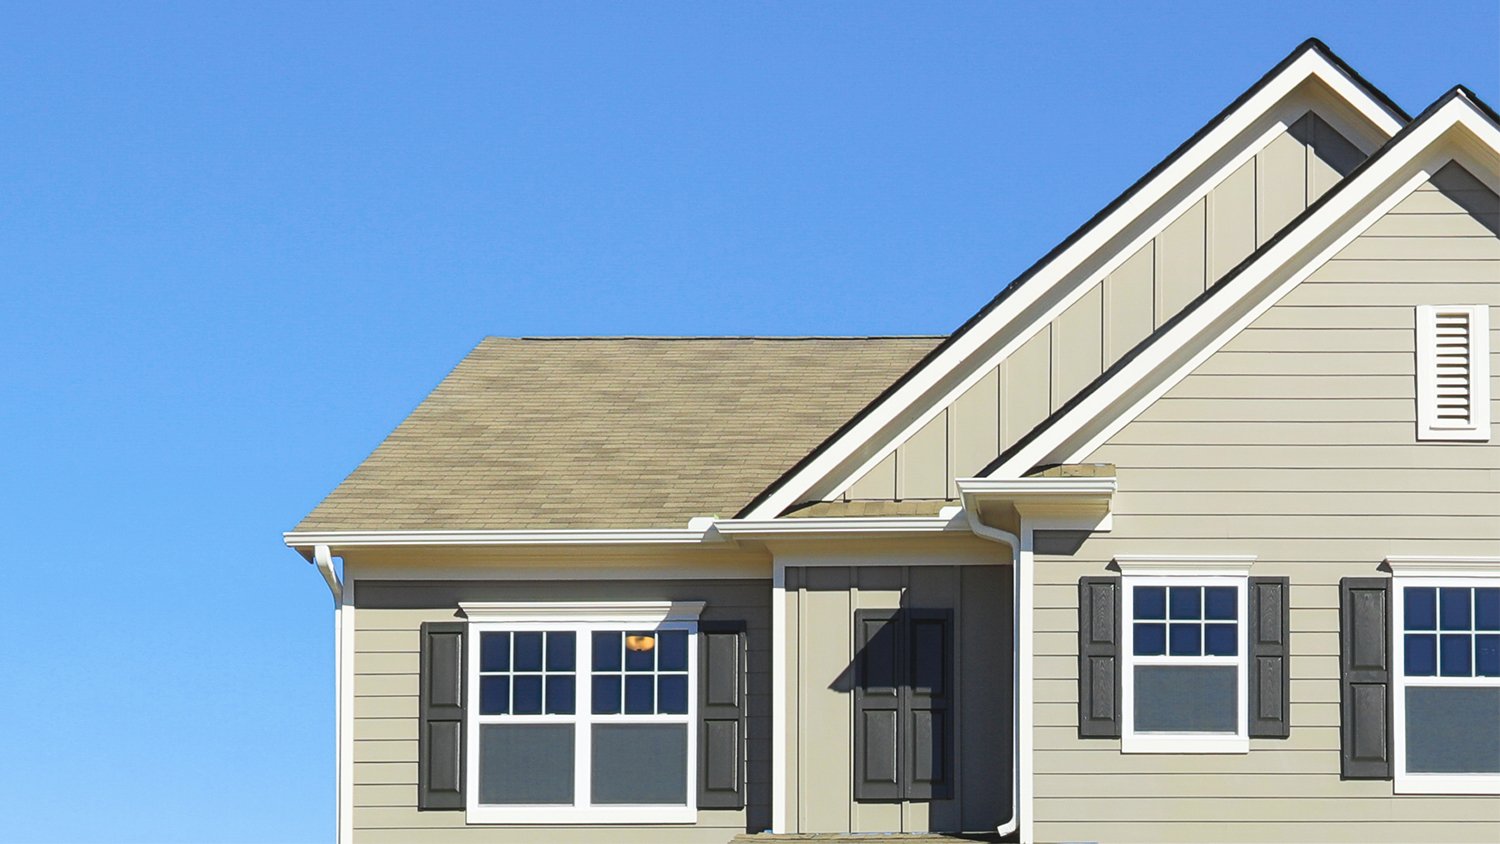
[593,674,622,714]
[1476,589,1500,631]
[1204,623,1237,656]
[1440,633,1473,677]
[1169,587,1201,621]
[1405,633,1437,676]
[590,724,687,805]
[513,675,543,714]
[1134,586,1166,620]
[1405,587,1437,631]
[479,724,575,805]
[1133,623,1166,656]
[479,676,509,715]
[1134,665,1238,733]
[1405,687,1500,774]
[514,632,544,671]
[1440,587,1472,631]
[546,676,575,715]
[1477,634,1500,677]
[480,632,510,672]
[658,675,688,714]
[657,630,689,672]
[625,632,656,672]
[594,632,622,671]
[1204,587,1236,621]
[625,674,655,714]
[1168,623,1202,657]
[547,632,576,672]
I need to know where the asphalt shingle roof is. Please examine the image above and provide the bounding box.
[294,336,941,531]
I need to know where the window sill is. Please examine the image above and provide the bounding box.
[1395,774,1500,795]
[465,806,697,825]
[1121,733,1249,754]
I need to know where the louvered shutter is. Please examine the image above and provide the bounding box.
[418,622,467,809]
[1416,305,1491,441]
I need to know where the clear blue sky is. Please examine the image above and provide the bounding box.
[0,3,1495,841]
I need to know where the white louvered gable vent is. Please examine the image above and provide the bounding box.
[1416,305,1490,441]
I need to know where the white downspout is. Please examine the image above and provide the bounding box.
[313,545,345,843]
[962,506,1023,840]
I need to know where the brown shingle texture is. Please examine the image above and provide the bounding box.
[295,337,941,531]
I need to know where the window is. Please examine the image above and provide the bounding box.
[1415,304,1491,442]
[1393,578,1500,794]
[461,602,702,824]
[1120,568,1249,753]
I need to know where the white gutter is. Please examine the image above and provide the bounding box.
[285,527,718,548]
[957,499,1022,840]
[313,543,342,604]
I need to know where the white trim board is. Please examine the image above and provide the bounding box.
[739,43,1405,520]
[989,90,1500,478]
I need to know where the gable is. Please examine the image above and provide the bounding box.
[987,87,1500,480]
[826,111,1372,504]
[1083,160,1499,545]
[739,41,1407,518]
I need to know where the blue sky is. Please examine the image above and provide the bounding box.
[0,3,1495,841]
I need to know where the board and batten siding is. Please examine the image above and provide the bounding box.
[842,112,1368,503]
[350,579,771,844]
[782,560,1013,835]
[1030,161,1500,844]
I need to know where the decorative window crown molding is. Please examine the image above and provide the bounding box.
[1113,555,1257,576]
[1385,556,1500,578]
[458,600,706,624]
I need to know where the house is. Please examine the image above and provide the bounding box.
[285,40,1500,844]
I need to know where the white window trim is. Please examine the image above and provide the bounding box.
[1391,573,1500,795]
[1120,572,1250,754]
[462,602,703,824]
[1415,304,1491,442]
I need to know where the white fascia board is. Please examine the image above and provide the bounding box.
[283,527,716,549]
[956,477,1118,496]
[991,94,1500,478]
[740,48,1404,521]
[712,515,969,539]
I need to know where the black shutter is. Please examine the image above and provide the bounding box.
[698,622,748,809]
[418,622,467,810]
[853,609,902,801]
[1249,577,1291,738]
[1339,578,1393,779]
[903,610,953,800]
[1077,577,1122,738]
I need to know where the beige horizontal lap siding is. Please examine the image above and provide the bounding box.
[1031,162,1500,844]
[837,112,1368,503]
[350,579,771,844]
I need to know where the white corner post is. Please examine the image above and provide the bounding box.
[770,559,788,833]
